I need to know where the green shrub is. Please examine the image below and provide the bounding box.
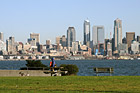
[20,60,49,70]
[60,64,79,76]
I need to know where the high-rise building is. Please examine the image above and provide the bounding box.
[61,35,67,47]
[113,18,122,51]
[93,26,105,45]
[0,32,4,41]
[83,19,90,45]
[67,27,76,47]
[6,36,16,54]
[93,26,105,55]
[126,32,135,52]
[30,33,40,45]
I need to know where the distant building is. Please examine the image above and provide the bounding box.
[46,40,51,46]
[93,26,105,45]
[71,41,79,55]
[131,41,139,54]
[122,37,127,44]
[56,36,61,44]
[56,35,67,48]
[118,43,128,55]
[105,39,110,55]
[0,40,6,55]
[92,26,105,55]
[17,42,23,52]
[67,27,76,47]
[38,44,47,53]
[137,36,140,43]
[30,33,40,45]
[0,40,6,51]
[28,38,36,46]
[107,42,112,57]
[113,18,122,51]
[0,32,4,41]
[126,32,135,52]
[83,19,90,45]
[23,43,31,51]
[61,35,67,47]
[46,40,51,48]
[6,36,16,55]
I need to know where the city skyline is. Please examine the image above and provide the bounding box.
[0,0,140,44]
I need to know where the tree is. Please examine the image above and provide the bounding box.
[20,60,49,70]
[60,64,79,76]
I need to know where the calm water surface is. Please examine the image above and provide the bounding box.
[0,60,140,76]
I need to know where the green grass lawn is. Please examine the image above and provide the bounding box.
[0,76,140,93]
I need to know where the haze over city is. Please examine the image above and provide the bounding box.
[0,0,140,44]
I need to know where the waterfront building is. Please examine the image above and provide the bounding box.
[17,42,23,52]
[0,40,6,51]
[0,40,6,55]
[67,27,76,47]
[126,32,135,52]
[38,44,47,53]
[30,33,40,45]
[118,43,128,55]
[83,19,90,45]
[80,45,88,51]
[0,32,4,41]
[71,41,79,55]
[113,18,122,51]
[105,39,110,55]
[23,43,31,51]
[6,36,16,55]
[107,42,112,57]
[131,41,139,54]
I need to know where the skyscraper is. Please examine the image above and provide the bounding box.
[0,32,4,41]
[93,26,105,45]
[92,26,105,55]
[126,32,135,52]
[61,35,67,47]
[83,19,90,45]
[67,27,76,47]
[113,18,122,51]
[6,36,16,54]
[30,33,40,45]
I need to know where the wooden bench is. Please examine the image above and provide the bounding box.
[94,67,114,76]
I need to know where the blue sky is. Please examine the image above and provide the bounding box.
[0,0,140,44]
